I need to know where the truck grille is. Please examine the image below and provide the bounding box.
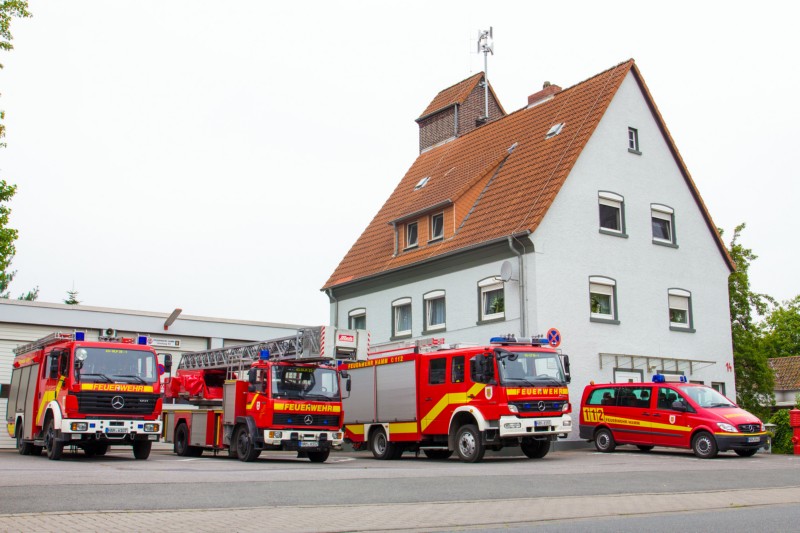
[512,401,564,413]
[74,392,158,415]
[738,423,761,433]
[273,413,340,427]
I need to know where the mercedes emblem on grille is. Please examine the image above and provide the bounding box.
[537,401,546,412]
[304,415,314,425]
[111,396,125,410]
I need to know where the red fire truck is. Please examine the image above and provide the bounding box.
[162,327,365,462]
[6,331,163,460]
[342,334,572,463]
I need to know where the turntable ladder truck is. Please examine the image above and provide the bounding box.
[163,326,366,462]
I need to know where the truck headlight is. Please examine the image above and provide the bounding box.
[144,423,159,432]
[716,422,737,433]
[508,404,519,413]
[71,422,88,431]
[268,431,283,439]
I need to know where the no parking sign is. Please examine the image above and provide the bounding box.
[546,328,561,347]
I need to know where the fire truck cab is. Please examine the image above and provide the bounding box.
[6,332,163,460]
[343,334,572,463]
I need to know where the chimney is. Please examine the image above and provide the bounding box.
[527,81,562,108]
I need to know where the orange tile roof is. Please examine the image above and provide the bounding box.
[324,60,733,289]
[769,356,800,391]
[417,72,484,119]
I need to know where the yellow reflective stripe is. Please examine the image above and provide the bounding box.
[345,424,364,436]
[36,377,64,426]
[420,384,487,431]
[247,395,263,410]
[389,422,418,434]
[603,415,691,433]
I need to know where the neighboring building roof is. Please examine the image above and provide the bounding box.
[769,356,800,391]
[324,59,734,290]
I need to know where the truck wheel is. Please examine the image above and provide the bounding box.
[521,438,550,459]
[175,424,191,456]
[423,449,453,460]
[44,418,64,461]
[455,424,485,463]
[234,425,260,462]
[83,444,97,457]
[637,445,654,452]
[133,440,152,460]
[16,423,34,456]
[95,443,109,456]
[307,449,330,463]
[369,427,397,460]
[692,431,718,459]
[594,428,616,453]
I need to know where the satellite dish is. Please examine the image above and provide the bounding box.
[500,260,515,282]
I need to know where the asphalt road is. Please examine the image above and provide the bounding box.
[1,444,799,531]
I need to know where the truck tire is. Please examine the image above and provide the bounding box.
[95,442,109,456]
[454,424,485,463]
[44,418,64,461]
[521,438,550,459]
[734,448,758,457]
[16,423,34,456]
[369,427,397,460]
[594,428,616,453]
[174,423,203,457]
[234,425,260,462]
[692,431,718,459]
[307,449,330,463]
[133,440,152,460]
[423,449,453,460]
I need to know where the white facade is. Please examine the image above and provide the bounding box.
[328,72,734,439]
[0,299,308,449]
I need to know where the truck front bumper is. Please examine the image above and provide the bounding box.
[497,414,572,438]
[59,418,161,442]
[262,429,344,451]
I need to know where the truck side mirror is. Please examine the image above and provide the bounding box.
[561,354,571,384]
[49,352,60,377]
[248,367,257,385]
[346,376,352,392]
[671,400,687,412]
[162,354,172,373]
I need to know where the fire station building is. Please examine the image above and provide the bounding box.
[0,298,306,449]
[322,59,736,438]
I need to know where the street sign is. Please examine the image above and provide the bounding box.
[546,328,561,347]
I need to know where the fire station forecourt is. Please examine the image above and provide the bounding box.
[1,445,800,532]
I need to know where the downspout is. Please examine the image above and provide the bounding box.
[508,236,526,337]
[326,288,339,328]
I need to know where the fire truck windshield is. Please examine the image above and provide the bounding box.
[75,348,158,384]
[677,385,736,408]
[271,365,339,401]
[498,351,565,386]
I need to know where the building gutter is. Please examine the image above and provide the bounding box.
[326,288,339,328]
[324,231,532,292]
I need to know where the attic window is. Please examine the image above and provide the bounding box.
[414,177,430,190]
[545,122,565,139]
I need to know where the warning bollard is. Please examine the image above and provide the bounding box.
[790,409,800,455]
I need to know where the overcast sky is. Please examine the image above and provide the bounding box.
[1,1,797,326]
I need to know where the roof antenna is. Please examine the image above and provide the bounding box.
[477,27,494,123]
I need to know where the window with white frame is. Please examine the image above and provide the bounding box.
[628,127,640,153]
[590,276,618,323]
[651,204,676,245]
[424,290,446,331]
[406,222,418,248]
[348,308,366,330]
[668,288,693,331]
[479,277,505,321]
[392,297,412,337]
[430,212,444,241]
[598,191,625,235]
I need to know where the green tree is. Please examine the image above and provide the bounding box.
[64,289,80,305]
[763,295,800,358]
[721,223,774,420]
[0,1,34,300]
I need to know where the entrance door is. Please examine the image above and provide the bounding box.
[651,386,689,447]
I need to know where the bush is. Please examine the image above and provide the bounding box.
[768,409,794,454]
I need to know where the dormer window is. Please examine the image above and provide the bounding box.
[406,222,418,249]
[414,177,430,190]
[430,213,444,241]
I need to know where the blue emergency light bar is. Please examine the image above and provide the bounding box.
[490,335,548,346]
[137,336,148,345]
[652,374,688,383]
[260,350,270,361]
[74,332,85,341]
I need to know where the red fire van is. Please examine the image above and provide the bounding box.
[579,375,768,458]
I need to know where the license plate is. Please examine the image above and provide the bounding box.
[534,420,552,427]
[300,441,318,447]
[105,427,127,434]
[148,435,158,441]
[747,436,760,443]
